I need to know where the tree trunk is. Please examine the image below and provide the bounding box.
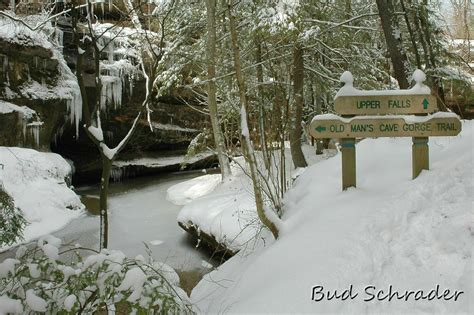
[205,0,232,179]
[254,36,271,169]
[290,45,308,168]
[400,0,422,69]
[99,158,111,249]
[227,1,279,239]
[418,0,447,109]
[376,0,410,89]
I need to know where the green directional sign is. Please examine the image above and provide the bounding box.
[334,94,437,115]
[309,114,461,139]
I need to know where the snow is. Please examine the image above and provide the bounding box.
[99,142,117,160]
[175,146,327,253]
[201,260,213,269]
[25,289,47,312]
[28,263,40,278]
[336,69,431,97]
[40,243,59,261]
[0,100,36,118]
[312,111,460,124]
[152,261,181,287]
[191,121,473,314]
[240,105,250,139]
[0,258,20,278]
[0,14,53,49]
[166,174,221,205]
[87,125,104,142]
[0,295,23,315]
[152,122,198,133]
[412,69,426,83]
[0,147,84,251]
[117,267,147,302]
[113,150,215,168]
[63,295,76,311]
[176,159,260,252]
[340,70,354,85]
[149,240,164,246]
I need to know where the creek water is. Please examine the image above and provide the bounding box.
[1,171,221,295]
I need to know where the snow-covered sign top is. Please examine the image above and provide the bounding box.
[336,69,431,97]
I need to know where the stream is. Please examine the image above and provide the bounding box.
[3,171,220,295]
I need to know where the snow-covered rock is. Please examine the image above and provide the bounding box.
[0,147,84,251]
[174,146,327,255]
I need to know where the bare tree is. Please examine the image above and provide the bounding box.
[227,0,282,239]
[205,0,232,180]
[289,44,308,168]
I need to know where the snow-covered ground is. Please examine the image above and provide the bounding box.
[113,150,215,168]
[172,121,472,313]
[0,147,84,251]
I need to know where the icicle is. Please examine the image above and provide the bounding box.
[73,90,82,138]
[129,75,133,97]
[100,76,122,109]
[108,0,112,11]
[53,125,65,147]
[108,40,114,63]
[66,86,83,139]
[55,28,64,51]
[2,55,7,72]
[110,168,123,182]
[34,56,38,69]
[21,115,27,143]
[27,122,42,147]
[100,81,107,111]
[1,55,8,84]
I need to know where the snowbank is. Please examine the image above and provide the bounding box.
[166,174,221,205]
[173,145,328,253]
[191,121,473,314]
[0,147,84,251]
[175,160,259,253]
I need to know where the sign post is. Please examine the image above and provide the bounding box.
[309,70,462,190]
[412,137,429,179]
[341,138,356,190]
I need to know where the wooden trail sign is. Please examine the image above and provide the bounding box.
[335,94,436,115]
[309,114,461,139]
[309,69,462,190]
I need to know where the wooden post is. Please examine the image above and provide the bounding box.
[412,137,429,179]
[341,138,356,190]
[316,139,324,155]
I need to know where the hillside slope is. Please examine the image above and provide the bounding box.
[191,121,473,314]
